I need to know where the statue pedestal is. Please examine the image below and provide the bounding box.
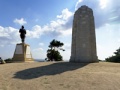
[12,43,34,62]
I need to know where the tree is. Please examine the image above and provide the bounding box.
[105,47,120,63]
[46,39,65,61]
[114,48,120,56]
[49,39,64,49]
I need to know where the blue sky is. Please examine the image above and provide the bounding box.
[0,0,120,60]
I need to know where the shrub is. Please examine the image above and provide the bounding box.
[105,47,120,63]
[5,58,13,63]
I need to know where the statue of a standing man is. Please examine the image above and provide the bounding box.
[19,26,26,43]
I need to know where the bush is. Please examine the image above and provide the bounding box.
[106,55,120,63]
[105,47,120,63]
[5,58,13,63]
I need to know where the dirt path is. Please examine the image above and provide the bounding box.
[0,62,120,90]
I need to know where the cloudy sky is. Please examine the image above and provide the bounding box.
[0,0,120,60]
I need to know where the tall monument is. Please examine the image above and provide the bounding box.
[12,26,33,62]
[70,5,98,63]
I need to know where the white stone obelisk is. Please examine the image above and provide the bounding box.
[70,5,98,63]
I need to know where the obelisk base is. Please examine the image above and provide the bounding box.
[12,43,34,62]
[70,57,98,63]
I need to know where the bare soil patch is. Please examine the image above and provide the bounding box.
[0,62,120,90]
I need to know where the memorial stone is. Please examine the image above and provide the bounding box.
[12,26,33,62]
[70,5,98,63]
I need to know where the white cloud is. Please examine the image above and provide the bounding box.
[0,26,20,46]
[64,43,71,50]
[75,0,83,10]
[0,45,4,47]
[58,43,71,60]
[33,48,44,51]
[96,23,120,60]
[27,25,43,38]
[0,25,44,47]
[109,16,119,21]
[32,48,46,59]
[59,29,72,36]
[14,18,27,25]
[41,8,73,37]
[12,8,73,41]
[0,26,9,37]
[57,8,73,20]
[99,0,109,9]
[39,43,44,46]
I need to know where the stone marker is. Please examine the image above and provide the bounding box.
[12,26,33,62]
[70,5,98,63]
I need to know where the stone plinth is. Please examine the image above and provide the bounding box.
[12,43,34,62]
[70,5,98,63]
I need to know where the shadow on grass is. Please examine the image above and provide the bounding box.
[13,62,88,80]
